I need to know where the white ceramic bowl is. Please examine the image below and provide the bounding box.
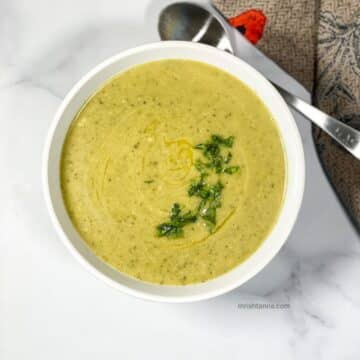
[43,41,305,303]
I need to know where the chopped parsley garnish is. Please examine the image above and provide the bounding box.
[156,203,197,238]
[195,181,224,231]
[194,135,239,174]
[157,134,240,238]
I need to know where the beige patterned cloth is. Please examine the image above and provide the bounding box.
[214,0,360,229]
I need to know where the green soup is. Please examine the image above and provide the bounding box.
[61,60,286,285]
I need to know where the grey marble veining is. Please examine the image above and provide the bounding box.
[1,1,360,359]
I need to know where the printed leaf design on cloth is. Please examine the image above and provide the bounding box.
[317,11,360,103]
[228,9,266,44]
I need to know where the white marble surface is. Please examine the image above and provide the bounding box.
[1,1,360,359]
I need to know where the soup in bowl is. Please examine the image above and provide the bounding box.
[44,42,304,302]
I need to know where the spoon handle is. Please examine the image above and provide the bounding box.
[274,84,360,160]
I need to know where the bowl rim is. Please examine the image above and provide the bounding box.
[43,41,305,303]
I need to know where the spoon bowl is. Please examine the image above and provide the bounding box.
[159,2,233,52]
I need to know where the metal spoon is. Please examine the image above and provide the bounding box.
[158,2,360,160]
